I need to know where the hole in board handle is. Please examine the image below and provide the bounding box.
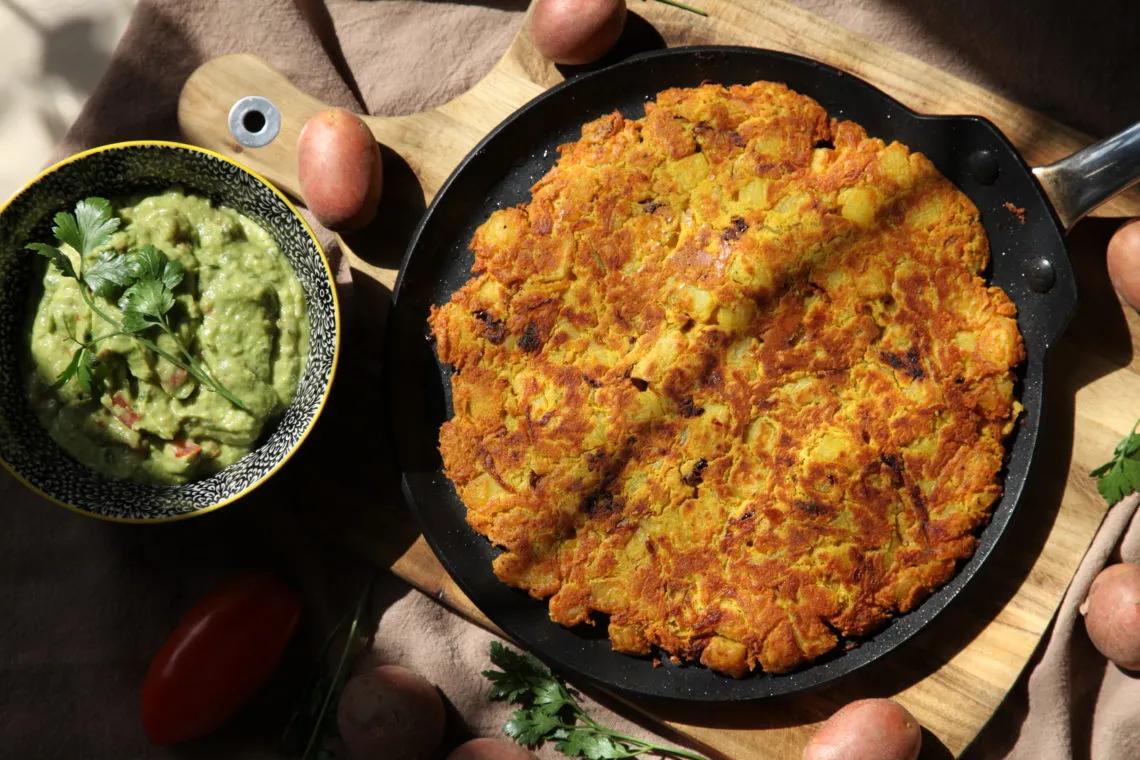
[242,110,266,134]
[228,96,281,148]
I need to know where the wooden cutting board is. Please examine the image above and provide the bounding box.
[178,1,1140,757]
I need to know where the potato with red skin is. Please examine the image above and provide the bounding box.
[802,699,922,760]
[447,738,536,760]
[528,0,627,66]
[1080,562,1140,670]
[1106,219,1140,310]
[337,665,445,760]
[297,107,382,231]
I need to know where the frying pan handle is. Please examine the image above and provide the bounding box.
[1032,121,1140,230]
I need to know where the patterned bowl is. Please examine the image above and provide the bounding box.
[0,141,339,522]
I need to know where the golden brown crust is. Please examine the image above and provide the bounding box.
[429,81,1024,676]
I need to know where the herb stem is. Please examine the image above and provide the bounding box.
[587,723,708,760]
[627,738,706,760]
[79,286,121,332]
[161,321,196,366]
[137,335,248,411]
[160,325,238,409]
[72,330,130,351]
[648,0,708,17]
[281,613,348,753]
[77,286,251,413]
[301,576,373,760]
[91,330,129,344]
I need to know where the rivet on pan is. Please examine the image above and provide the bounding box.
[1025,257,1055,293]
[966,149,1000,185]
[228,96,281,148]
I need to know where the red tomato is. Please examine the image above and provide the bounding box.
[171,440,201,459]
[112,392,141,428]
[166,367,189,391]
[140,574,302,744]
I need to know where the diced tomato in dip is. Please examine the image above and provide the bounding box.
[113,393,142,429]
[172,440,202,459]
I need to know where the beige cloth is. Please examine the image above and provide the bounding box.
[990,494,1140,760]
[3,1,1140,758]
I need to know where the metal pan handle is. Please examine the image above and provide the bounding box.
[1032,121,1140,231]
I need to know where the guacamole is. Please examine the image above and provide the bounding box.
[25,189,309,485]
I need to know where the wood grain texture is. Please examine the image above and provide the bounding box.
[177,2,1140,757]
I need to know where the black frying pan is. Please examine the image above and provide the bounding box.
[386,46,1140,701]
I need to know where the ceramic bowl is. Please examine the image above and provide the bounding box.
[0,141,339,522]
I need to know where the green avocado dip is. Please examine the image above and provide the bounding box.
[25,189,310,485]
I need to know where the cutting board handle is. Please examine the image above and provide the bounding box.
[178,29,554,204]
[178,54,337,198]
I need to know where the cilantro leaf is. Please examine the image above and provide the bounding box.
[555,731,625,759]
[116,246,184,334]
[482,641,707,760]
[505,708,562,747]
[532,679,571,713]
[1090,460,1115,479]
[119,279,174,331]
[1122,436,1140,458]
[83,251,135,297]
[162,258,185,291]
[1096,455,1140,505]
[50,346,97,396]
[126,244,182,288]
[126,244,164,279]
[484,641,556,704]
[126,245,183,299]
[53,197,120,258]
[119,309,152,334]
[75,348,97,396]
[1091,426,1140,505]
[49,347,85,391]
[26,243,77,280]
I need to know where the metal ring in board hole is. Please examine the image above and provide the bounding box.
[228,96,281,148]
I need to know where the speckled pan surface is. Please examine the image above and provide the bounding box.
[0,142,338,522]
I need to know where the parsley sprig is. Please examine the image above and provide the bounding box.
[483,642,707,760]
[26,197,249,412]
[1090,419,1140,505]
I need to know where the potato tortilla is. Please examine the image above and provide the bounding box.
[429,81,1024,676]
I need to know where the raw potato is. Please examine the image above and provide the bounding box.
[1106,219,1140,310]
[447,737,536,760]
[528,0,627,65]
[297,107,383,231]
[1080,562,1140,670]
[337,665,446,760]
[802,699,922,760]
